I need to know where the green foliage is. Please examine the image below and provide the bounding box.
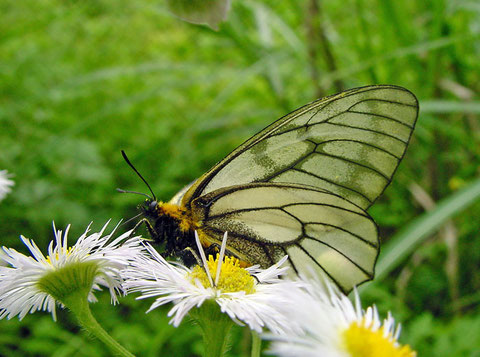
[1,0,479,355]
[370,177,480,283]
[405,312,480,357]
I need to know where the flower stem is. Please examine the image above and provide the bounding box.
[190,301,234,357]
[250,330,261,357]
[62,291,135,357]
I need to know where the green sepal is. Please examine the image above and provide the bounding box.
[37,261,99,302]
[190,300,235,357]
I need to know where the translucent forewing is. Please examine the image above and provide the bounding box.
[181,85,418,210]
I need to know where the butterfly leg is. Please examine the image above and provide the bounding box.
[204,243,244,262]
[129,218,156,241]
[178,246,203,267]
[203,244,221,258]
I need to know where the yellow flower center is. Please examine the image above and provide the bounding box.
[189,254,256,294]
[46,246,74,265]
[342,320,416,357]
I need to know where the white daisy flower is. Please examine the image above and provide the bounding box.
[123,232,303,335]
[0,170,14,201]
[267,278,416,357]
[0,222,144,321]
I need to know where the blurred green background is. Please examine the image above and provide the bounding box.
[1,0,480,355]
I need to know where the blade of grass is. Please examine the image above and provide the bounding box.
[372,177,480,284]
[420,100,480,114]
[319,33,478,87]
[254,4,284,99]
[244,0,305,58]
[353,0,378,83]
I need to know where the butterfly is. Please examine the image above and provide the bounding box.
[122,85,418,293]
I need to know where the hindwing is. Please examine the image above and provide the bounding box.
[191,183,378,293]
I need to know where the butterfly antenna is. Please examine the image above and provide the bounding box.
[116,188,152,199]
[121,150,157,201]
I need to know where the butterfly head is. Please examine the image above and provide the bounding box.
[141,198,159,216]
